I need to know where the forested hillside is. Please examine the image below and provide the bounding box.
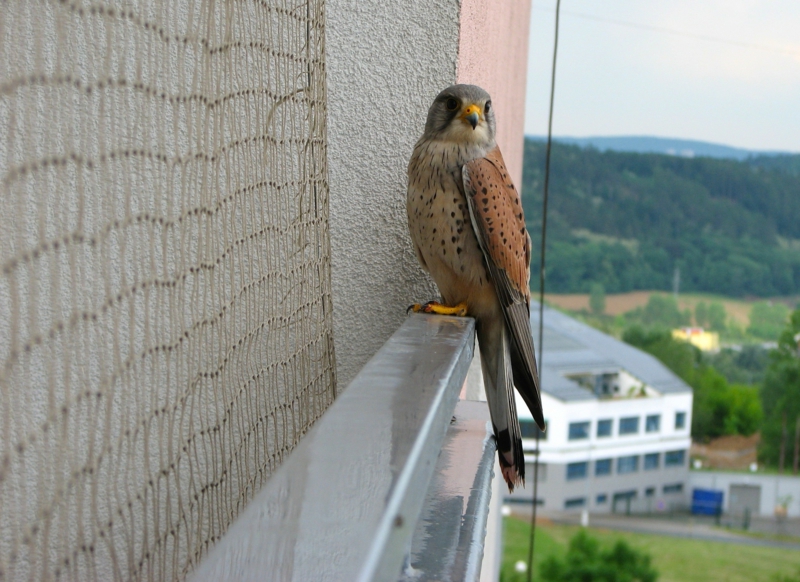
[521,140,800,297]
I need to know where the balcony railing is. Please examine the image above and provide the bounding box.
[189,314,498,581]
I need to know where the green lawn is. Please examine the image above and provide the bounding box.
[501,516,800,582]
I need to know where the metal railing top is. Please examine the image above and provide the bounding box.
[189,314,477,582]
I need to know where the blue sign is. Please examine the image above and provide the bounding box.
[691,488,724,515]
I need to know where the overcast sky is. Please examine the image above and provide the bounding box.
[525,0,800,152]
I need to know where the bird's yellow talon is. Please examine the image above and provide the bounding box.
[408,301,468,317]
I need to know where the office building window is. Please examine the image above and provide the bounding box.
[665,450,686,467]
[644,453,660,470]
[645,414,660,433]
[619,416,639,435]
[597,419,613,437]
[595,458,612,476]
[565,497,586,509]
[675,411,686,430]
[568,421,590,440]
[566,461,588,480]
[596,494,608,504]
[617,455,639,474]
[663,483,684,494]
[520,419,547,440]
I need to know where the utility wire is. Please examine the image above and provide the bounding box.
[532,4,800,58]
[527,0,560,580]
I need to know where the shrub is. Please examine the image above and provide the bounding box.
[540,529,658,582]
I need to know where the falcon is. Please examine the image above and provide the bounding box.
[407,84,545,491]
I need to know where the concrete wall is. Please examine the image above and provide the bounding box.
[690,471,800,517]
[327,0,533,386]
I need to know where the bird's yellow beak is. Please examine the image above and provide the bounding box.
[461,104,481,130]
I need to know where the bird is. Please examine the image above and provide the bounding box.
[407,84,545,491]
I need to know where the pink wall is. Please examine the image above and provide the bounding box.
[457,0,532,189]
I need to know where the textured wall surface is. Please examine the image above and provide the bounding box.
[457,0,532,189]
[327,0,533,386]
[0,2,334,579]
[325,0,460,385]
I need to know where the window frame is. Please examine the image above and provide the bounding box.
[566,461,588,480]
[596,418,613,438]
[619,416,640,435]
[645,414,661,433]
[568,421,591,441]
[643,452,660,470]
[520,418,547,440]
[675,411,687,430]
[617,455,639,474]
[665,449,686,467]
[594,458,612,476]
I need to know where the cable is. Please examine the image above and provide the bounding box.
[532,4,800,59]
[527,1,561,580]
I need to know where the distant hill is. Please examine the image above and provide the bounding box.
[521,139,800,297]
[527,135,794,161]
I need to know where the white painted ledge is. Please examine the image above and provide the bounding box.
[189,314,497,582]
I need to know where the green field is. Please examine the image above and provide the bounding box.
[501,517,800,582]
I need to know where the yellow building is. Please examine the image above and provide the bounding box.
[672,327,720,351]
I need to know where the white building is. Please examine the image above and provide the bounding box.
[507,305,694,513]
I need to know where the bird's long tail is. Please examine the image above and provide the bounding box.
[477,317,524,492]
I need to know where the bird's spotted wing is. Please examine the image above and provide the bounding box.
[463,147,545,429]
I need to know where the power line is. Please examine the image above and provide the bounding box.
[532,4,800,59]
[527,0,561,580]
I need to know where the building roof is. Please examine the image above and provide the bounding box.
[529,303,693,402]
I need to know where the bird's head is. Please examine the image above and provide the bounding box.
[423,84,496,147]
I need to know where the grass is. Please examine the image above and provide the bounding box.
[502,516,800,582]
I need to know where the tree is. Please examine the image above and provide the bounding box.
[639,295,690,329]
[623,327,697,380]
[521,140,800,298]
[695,301,708,327]
[590,283,606,315]
[724,384,763,436]
[623,327,763,441]
[707,302,727,332]
[540,529,658,582]
[759,309,800,467]
[748,302,790,340]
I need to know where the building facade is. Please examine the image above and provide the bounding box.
[690,471,800,518]
[508,306,693,513]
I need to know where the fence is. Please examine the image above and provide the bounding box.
[0,1,335,579]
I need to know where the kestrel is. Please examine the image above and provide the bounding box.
[407,84,545,491]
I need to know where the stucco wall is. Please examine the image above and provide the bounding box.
[326,0,458,385]
[327,0,533,386]
[457,0,532,188]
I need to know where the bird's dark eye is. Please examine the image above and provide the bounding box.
[445,98,459,111]
[484,100,491,113]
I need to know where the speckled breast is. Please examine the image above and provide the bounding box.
[406,140,490,303]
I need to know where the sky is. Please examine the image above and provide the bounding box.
[525,0,800,152]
